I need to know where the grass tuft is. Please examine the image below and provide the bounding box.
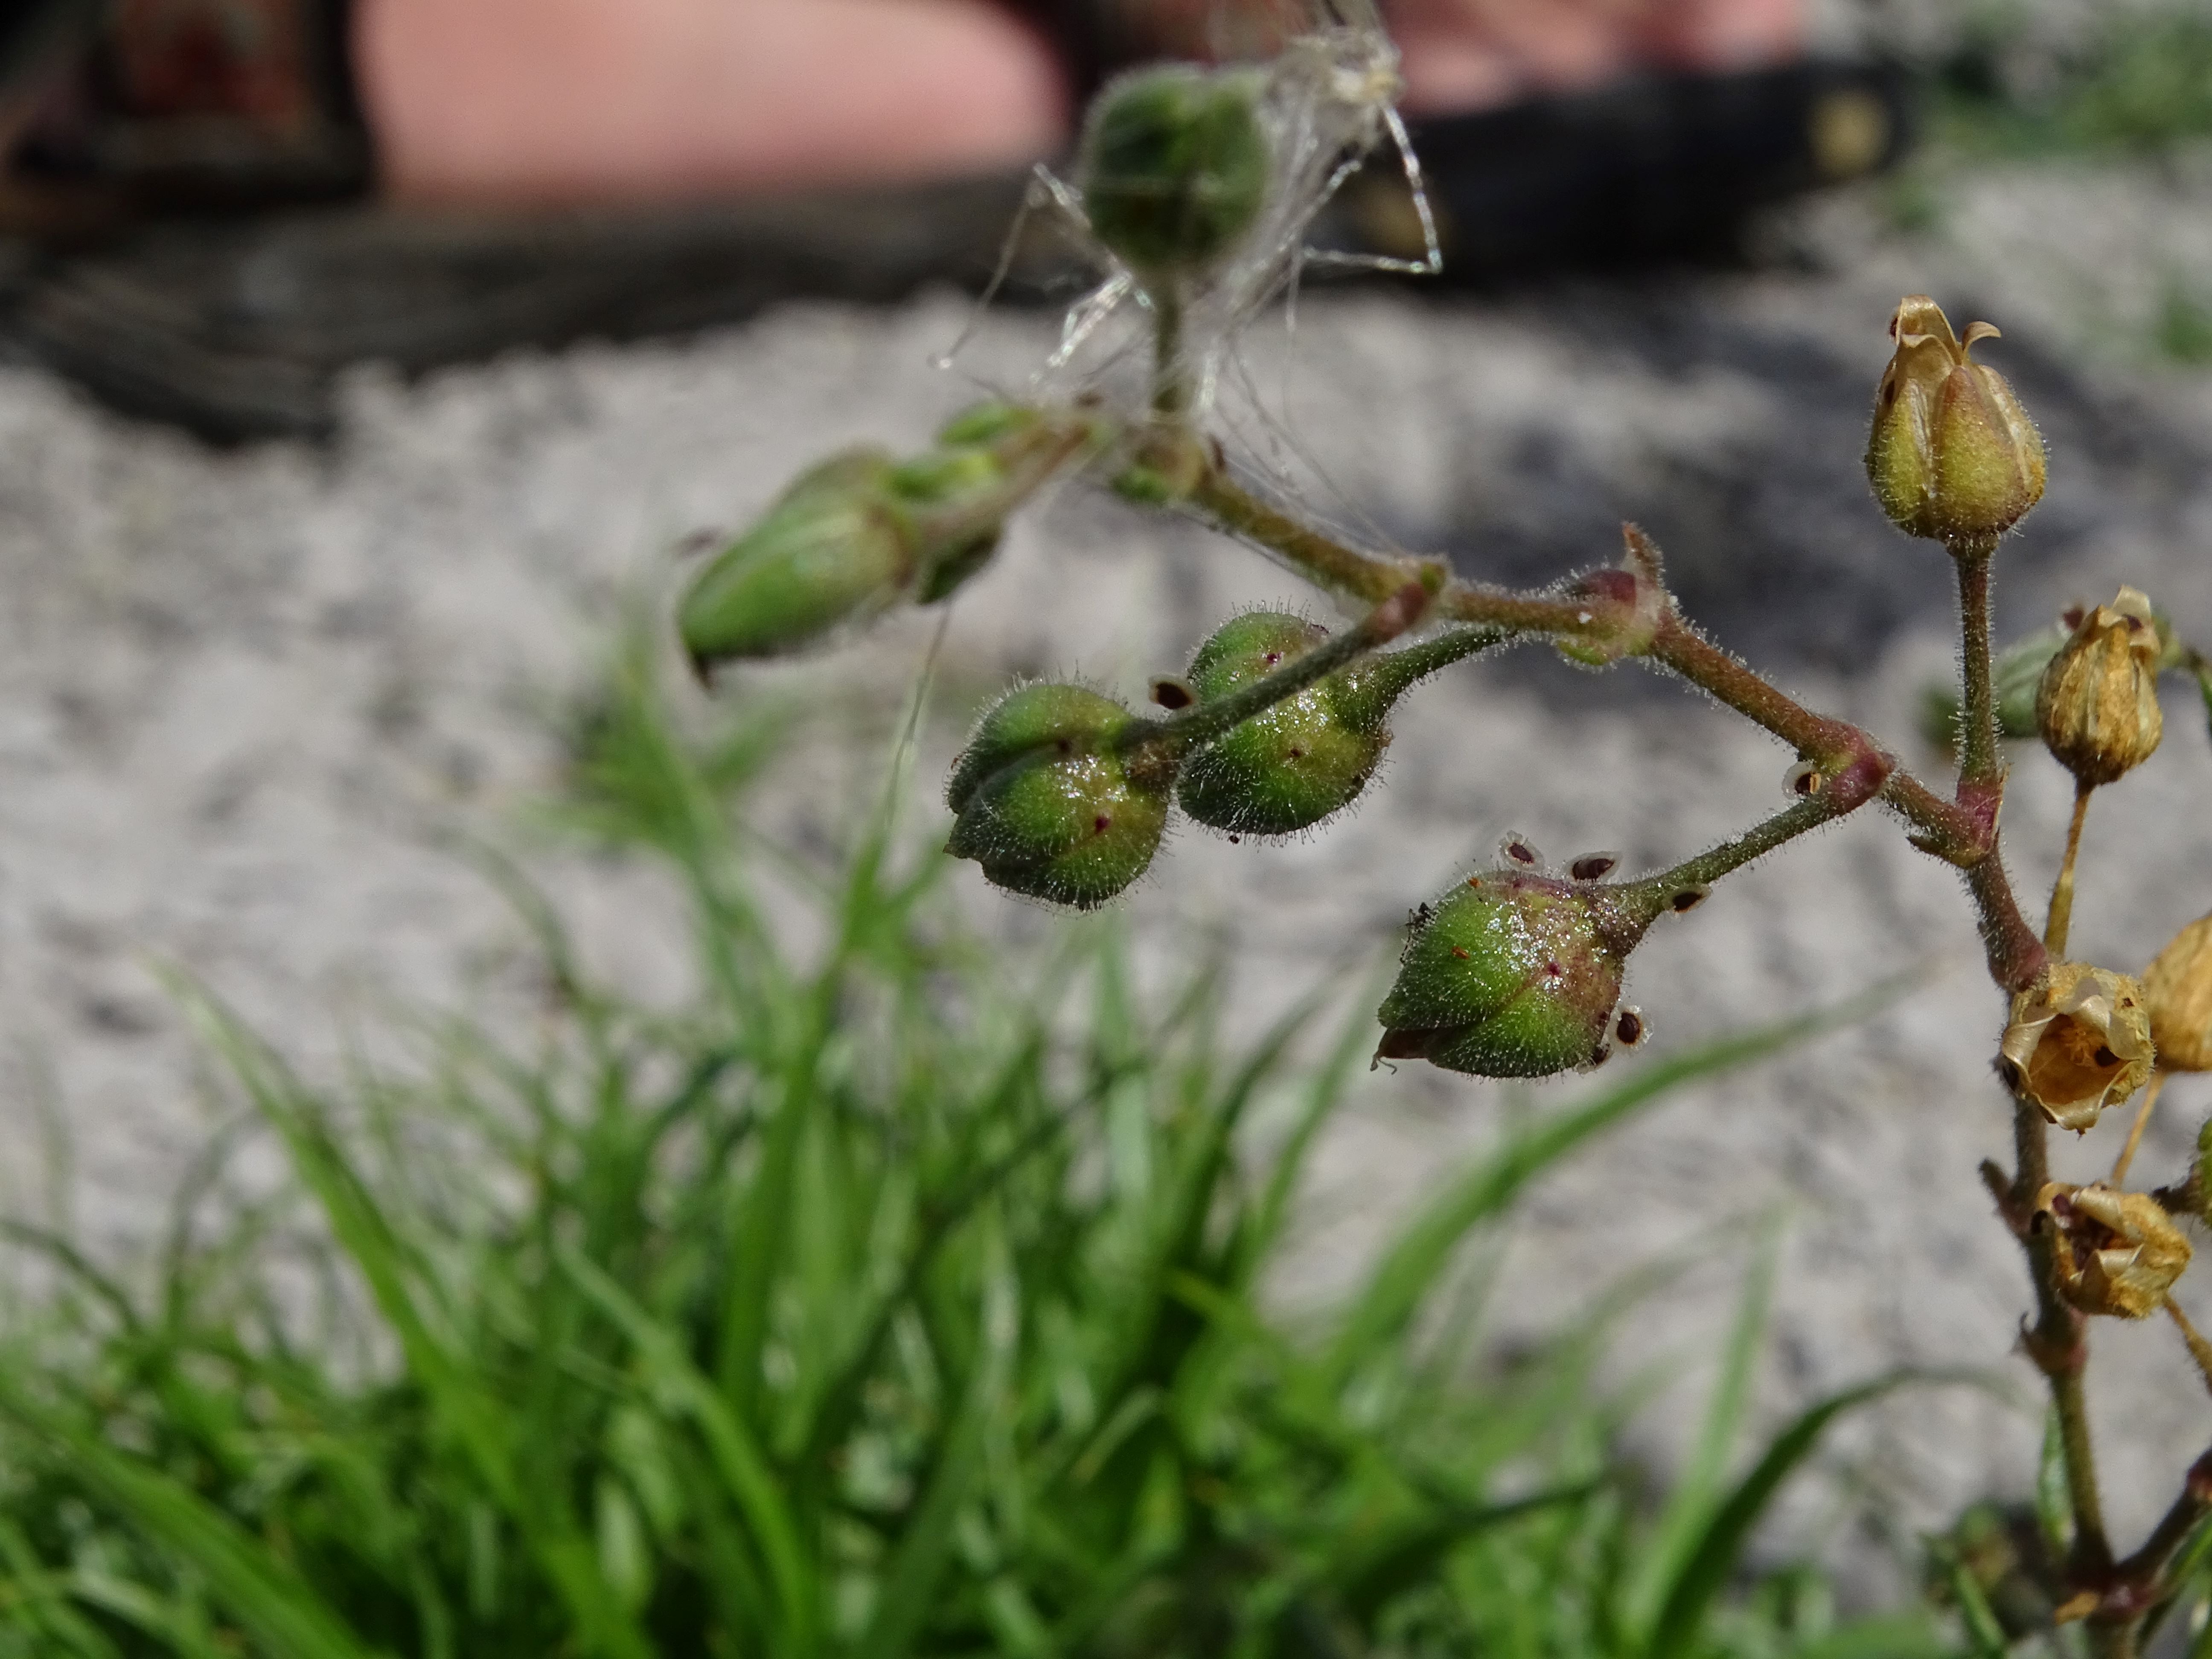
[0,634,1959,1656]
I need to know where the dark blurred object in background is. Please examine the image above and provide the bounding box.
[0,0,1906,441]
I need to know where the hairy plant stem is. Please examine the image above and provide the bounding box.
[1998,555,2119,1637]
[1119,580,1429,771]
[1151,285,1188,418]
[2046,781,2094,956]
[1953,542,2003,788]
[1189,468,2049,990]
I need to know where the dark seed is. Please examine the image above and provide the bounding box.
[1616,1010,1643,1045]
[2094,1046,2117,1067]
[1671,889,1707,913]
[1570,855,1617,882]
[1093,815,1112,833]
[1150,676,1194,710]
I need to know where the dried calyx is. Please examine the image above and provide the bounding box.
[2035,1182,2192,1319]
[1865,295,2046,548]
[2035,586,2164,789]
[1999,963,2155,1132]
[2147,911,2212,1074]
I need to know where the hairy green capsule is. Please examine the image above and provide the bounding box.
[1176,612,1388,837]
[1376,871,1653,1078]
[679,450,911,667]
[946,684,1171,908]
[1080,64,1271,279]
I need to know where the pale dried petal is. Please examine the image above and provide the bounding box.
[2036,1182,2192,1318]
[2000,963,2155,1132]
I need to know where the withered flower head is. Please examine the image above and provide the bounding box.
[2034,586,2163,788]
[1999,963,2154,1132]
[2035,1182,2191,1319]
[1865,296,2046,547]
[2145,912,2212,1074]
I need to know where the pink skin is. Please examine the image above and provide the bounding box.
[356,0,1802,206]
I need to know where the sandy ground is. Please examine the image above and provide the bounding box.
[5,144,2212,1600]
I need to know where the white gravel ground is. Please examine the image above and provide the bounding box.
[4,147,2212,1601]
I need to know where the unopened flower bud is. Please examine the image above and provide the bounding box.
[2034,1182,2191,1319]
[945,684,1171,909]
[2034,586,2163,787]
[1175,612,1386,837]
[1080,64,1271,280]
[1375,870,1655,1078]
[679,450,911,666]
[1865,296,2046,547]
[1998,963,2155,1132]
[2145,912,2212,1073]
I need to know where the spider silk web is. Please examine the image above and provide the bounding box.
[938,0,1443,579]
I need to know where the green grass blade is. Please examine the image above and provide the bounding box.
[169,985,656,1659]
[1644,1371,1971,1659]
[1626,1220,1780,1637]
[855,1235,1018,1659]
[1787,1613,1962,1659]
[553,1241,817,1652]
[1324,981,1910,1384]
[1234,974,1381,1290]
[1936,1541,2011,1659]
[0,1380,381,1659]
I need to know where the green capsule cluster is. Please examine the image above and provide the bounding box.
[680,404,1104,670]
[1376,864,1654,1079]
[945,684,1172,910]
[1080,64,1272,281]
[1176,611,1394,838]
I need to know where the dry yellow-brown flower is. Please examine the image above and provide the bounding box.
[2034,586,2163,788]
[2145,912,2212,1073]
[2035,1182,2192,1318]
[1999,962,2154,1132]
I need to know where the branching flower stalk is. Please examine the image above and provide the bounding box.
[674,23,2212,1656]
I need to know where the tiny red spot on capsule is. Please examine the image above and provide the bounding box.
[1092,815,1111,834]
[1287,746,1304,760]
[1450,946,1470,960]
[1264,652,1282,666]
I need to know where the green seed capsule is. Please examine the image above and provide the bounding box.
[1376,872,1652,1079]
[945,684,1171,908]
[679,450,912,667]
[1176,612,1387,838]
[1080,64,1271,279]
